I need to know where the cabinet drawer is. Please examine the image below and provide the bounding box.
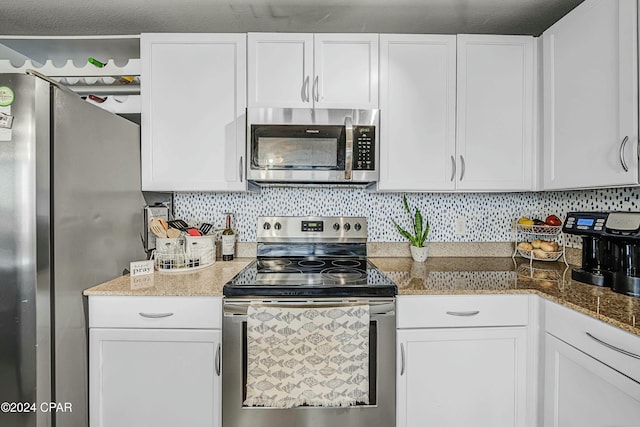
[89,296,222,329]
[397,295,529,328]
[545,300,640,383]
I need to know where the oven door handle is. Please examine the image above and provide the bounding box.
[344,116,353,181]
[224,300,395,316]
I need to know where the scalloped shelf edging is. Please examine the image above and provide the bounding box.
[0,58,140,77]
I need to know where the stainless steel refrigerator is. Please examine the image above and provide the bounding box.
[0,73,145,427]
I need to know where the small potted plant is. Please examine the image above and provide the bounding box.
[392,195,430,262]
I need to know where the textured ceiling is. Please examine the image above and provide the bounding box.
[0,0,585,37]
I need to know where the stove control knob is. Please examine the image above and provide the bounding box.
[333,223,340,231]
[263,222,271,230]
[274,222,282,230]
[354,223,362,231]
[343,223,351,231]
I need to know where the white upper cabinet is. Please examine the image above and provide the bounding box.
[378,34,457,191]
[248,33,378,109]
[456,35,535,191]
[247,33,313,108]
[141,33,247,192]
[379,34,534,191]
[542,0,638,190]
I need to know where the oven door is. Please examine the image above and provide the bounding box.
[222,298,396,427]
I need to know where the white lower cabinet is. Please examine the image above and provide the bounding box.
[397,295,531,427]
[543,333,640,427]
[88,296,222,427]
[543,300,640,426]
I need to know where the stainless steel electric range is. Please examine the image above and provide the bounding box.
[222,216,397,427]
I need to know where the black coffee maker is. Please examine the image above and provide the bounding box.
[563,212,640,297]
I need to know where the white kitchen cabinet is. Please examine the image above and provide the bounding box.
[141,33,246,191]
[397,295,531,427]
[247,33,378,109]
[88,296,222,427]
[379,34,534,191]
[543,333,640,427]
[378,34,457,191]
[542,0,638,190]
[456,34,535,191]
[543,300,640,426]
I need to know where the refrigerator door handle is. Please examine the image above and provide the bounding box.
[26,69,75,94]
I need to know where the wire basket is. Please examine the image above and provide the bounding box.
[515,224,562,235]
[516,247,563,262]
[153,236,215,273]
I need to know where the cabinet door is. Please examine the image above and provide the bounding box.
[397,327,528,427]
[90,328,221,427]
[542,0,638,190]
[544,333,640,426]
[141,33,246,191]
[378,34,457,191]
[247,33,313,108]
[456,35,535,191]
[313,34,379,109]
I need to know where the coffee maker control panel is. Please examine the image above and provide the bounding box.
[564,212,640,239]
[563,212,608,235]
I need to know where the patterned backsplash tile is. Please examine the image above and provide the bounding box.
[174,186,639,245]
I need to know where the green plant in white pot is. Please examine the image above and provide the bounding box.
[392,195,430,262]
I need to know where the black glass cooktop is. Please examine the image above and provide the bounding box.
[223,258,397,297]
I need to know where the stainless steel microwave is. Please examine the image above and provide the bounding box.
[246,108,379,185]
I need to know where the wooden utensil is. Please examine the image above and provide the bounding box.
[166,227,181,238]
[149,218,167,238]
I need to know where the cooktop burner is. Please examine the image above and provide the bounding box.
[223,259,397,297]
[224,216,397,298]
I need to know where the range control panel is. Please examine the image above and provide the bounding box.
[352,126,375,170]
[563,211,640,239]
[257,216,367,241]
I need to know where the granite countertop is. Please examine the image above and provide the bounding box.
[370,257,640,337]
[83,256,640,337]
[83,259,252,297]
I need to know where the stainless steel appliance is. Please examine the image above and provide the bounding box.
[0,73,145,427]
[563,211,640,297]
[247,108,379,185]
[223,216,396,427]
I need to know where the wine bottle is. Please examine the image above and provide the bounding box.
[221,213,235,261]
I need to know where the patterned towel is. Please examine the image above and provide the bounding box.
[244,304,370,408]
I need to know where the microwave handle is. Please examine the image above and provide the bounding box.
[344,116,353,181]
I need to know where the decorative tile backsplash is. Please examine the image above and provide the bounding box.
[174,186,639,245]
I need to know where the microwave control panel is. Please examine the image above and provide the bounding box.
[353,126,375,170]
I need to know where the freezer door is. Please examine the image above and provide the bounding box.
[51,86,145,427]
[0,74,52,427]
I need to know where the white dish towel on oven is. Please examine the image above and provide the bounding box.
[244,304,370,408]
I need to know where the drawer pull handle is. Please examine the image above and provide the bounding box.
[138,312,174,319]
[446,310,480,317]
[215,343,221,376]
[586,332,640,360]
[400,343,406,376]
